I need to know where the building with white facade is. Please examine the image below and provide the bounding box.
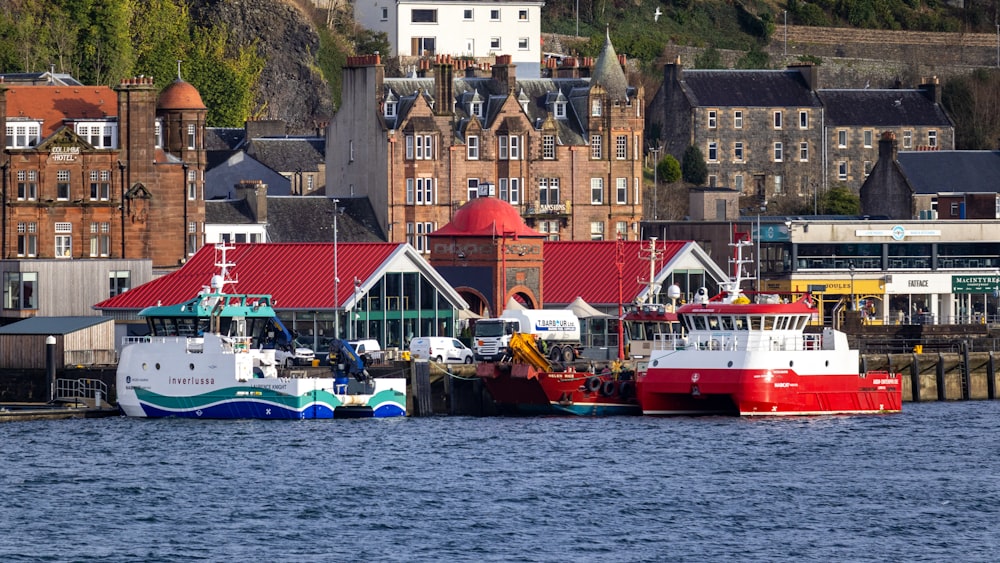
[354,0,544,78]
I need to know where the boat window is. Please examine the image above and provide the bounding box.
[749,316,762,330]
[692,316,707,330]
[720,316,734,330]
[176,318,198,336]
[762,316,775,330]
[775,316,788,330]
[735,316,748,330]
[795,315,807,330]
[707,316,720,330]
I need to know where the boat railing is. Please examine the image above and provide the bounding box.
[654,331,825,352]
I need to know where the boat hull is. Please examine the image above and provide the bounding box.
[637,364,902,416]
[477,363,640,416]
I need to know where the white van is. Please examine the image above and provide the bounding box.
[409,337,474,364]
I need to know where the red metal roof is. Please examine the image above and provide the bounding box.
[5,85,117,138]
[542,240,688,306]
[96,242,401,311]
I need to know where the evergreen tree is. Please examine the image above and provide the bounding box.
[657,154,682,184]
[681,145,708,185]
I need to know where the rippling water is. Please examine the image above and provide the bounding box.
[2,402,999,562]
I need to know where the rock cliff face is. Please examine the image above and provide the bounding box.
[190,0,334,134]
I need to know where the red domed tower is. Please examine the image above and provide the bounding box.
[429,197,546,316]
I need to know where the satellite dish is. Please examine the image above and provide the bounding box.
[667,284,682,300]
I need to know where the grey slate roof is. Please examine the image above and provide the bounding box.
[820,89,952,126]
[205,199,255,224]
[590,32,629,102]
[896,151,1000,194]
[205,127,246,151]
[265,196,384,242]
[0,316,112,335]
[245,138,324,173]
[383,36,632,147]
[681,70,822,107]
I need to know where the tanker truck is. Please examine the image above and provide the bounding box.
[473,309,581,363]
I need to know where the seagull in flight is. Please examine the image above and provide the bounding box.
[654,6,662,21]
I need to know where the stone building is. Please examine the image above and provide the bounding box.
[861,131,1000,220]
[649,62,955,205]
[327,33,645,249]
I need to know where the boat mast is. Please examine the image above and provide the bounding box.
[637,237,663,304]
[723,238,754,303]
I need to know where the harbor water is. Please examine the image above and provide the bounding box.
[2,402,999,562]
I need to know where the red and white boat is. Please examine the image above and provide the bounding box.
[636,240,902,416]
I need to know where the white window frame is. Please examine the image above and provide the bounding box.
[542,135,555,159]
[799,111,808,129]
[773,111,782,129]
[590,134,602,159]
[616,178,627,204]
[708,110,717,129]
[929,130,937,148]
[800,142,808,162]
[590,178,604,204]
[734,142,744,162]
[838,129,847,148]
[467,136,479,160]
[734,111,743,129]
[615,135,627,160]
[773,142,783,162]
[838,161,848,181]
[708,142,718,162]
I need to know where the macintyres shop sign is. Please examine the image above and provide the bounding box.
[952,275,1000,293]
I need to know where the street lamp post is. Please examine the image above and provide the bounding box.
[784,10,788,57]
[849,264,856,312]
[353,276,362,339]
[650,146,661,220]
[333,199,341,339]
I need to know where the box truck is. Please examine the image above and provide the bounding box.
[473,309,581,362]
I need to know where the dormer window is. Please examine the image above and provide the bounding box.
[385,100,397,118]
[591,99,601,117]
[5,122,42,148]
[470,101,484,120]
[554,101,567,119]
[75,122,117,149]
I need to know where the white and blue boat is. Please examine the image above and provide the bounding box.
[115,244,406,419]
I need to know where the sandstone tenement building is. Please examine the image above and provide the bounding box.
[0,71,207,319]
[327,34,645,247]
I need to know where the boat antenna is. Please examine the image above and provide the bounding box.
[208,243,238,294]
[637,237,663,304]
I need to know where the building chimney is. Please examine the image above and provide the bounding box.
[919,76,941,105]
[434,55,454,116]
[235,180,267,224]
[878,131,898,162]
[788,63,819,91]
[664,56,684,89]
[492,54,514,94]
